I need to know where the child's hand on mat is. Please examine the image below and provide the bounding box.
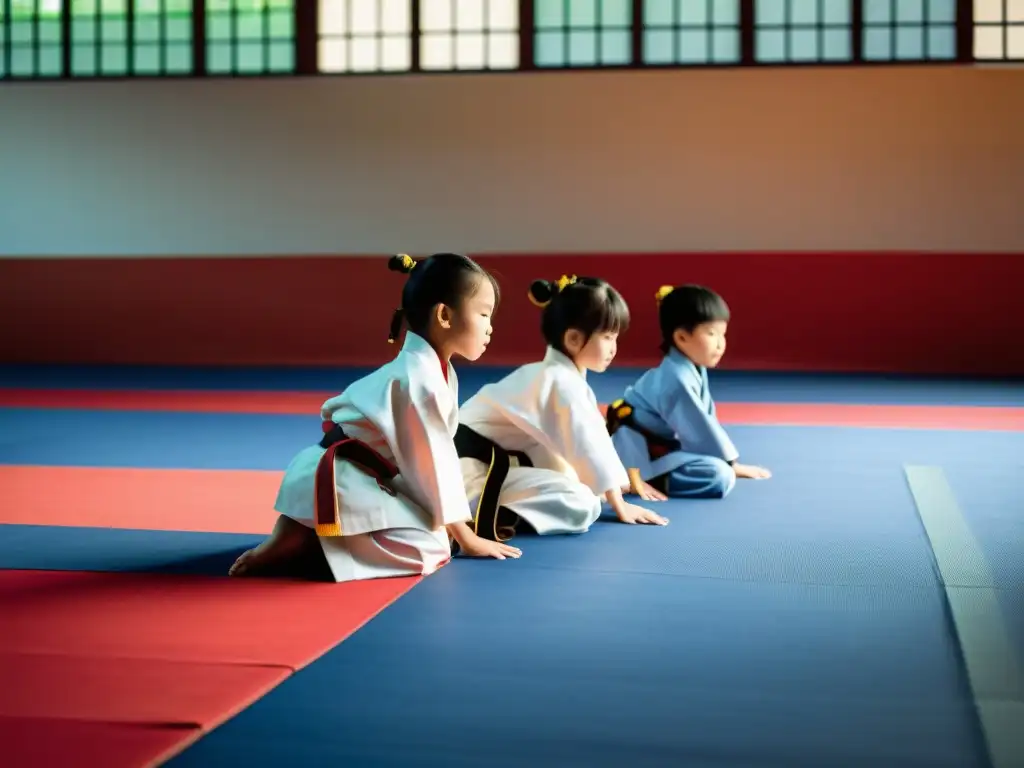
[631,479,668,502]
[460,535,522,560]
[617,502,669,526]
[734,463,771,480]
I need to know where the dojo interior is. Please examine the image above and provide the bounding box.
[1,1,1023,766]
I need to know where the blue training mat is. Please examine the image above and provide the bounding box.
[161,425,1010,768]
[165,558,986,768]
[2,409,1023,471]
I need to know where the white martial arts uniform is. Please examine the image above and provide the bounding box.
[611,348,738,498]
[458,347,630,535]
[273,332,471,582]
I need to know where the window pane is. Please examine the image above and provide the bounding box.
[209,0,294,74]
[535,0,564,28]
[645,0,673,26]
[600,28,631,62]
[488,31,519,67]
[535,29,565,65]
[380,34,411,69]
[419,0,521,71]
[646,0,744,66]
[753,0,852,61]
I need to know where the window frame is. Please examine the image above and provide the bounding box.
[0,0,1009,81]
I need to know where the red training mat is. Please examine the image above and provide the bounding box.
[0,569,420,668]
[0,465,282,533]
[0,716,189,768]
[0,387,327,413]
[0,652,288,725]
[2,387,1021,430]
[0,569,422,767]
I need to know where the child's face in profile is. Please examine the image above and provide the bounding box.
[674,320,728,368]
[565,329,618,374]
[440,276,495,362]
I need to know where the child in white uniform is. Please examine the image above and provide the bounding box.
[456,274,668,543]
[609,284,771,499]
[230,253,522,582]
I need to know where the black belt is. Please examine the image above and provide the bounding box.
[605,399,681,459]
[454,424,531,543]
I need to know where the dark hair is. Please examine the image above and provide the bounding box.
[528,275,630,355]
[657,284,730,354]
[387,253,499,344]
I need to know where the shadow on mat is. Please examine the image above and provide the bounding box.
[150,545,334,581]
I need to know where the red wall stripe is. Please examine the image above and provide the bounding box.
[1,252,1022,376]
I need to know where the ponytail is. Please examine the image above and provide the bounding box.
[387,254,418,344]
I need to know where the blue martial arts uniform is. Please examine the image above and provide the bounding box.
[610,349,738,498]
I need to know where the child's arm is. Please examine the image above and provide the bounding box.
[662,384,739,464]
[390,382,481,529]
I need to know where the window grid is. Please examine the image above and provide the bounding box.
[534,0,634,68]
[132,0,194,75]
[419,0,520,71]
[61,0,194,77]
[861,0,957,61]
[643,0,742,65]
[206,0,294,75]
[973,0,1024,60]
[317,0,412,73]
[6,0,1023,80]
[754,0,853,63]
[2,0,64,78]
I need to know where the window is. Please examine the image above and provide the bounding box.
[133,0,193,75]
[862,0,957,60]
[644,0,741,65]
[318,0,411,72]
[206,0,294,74]
[974,0,1024,59]
[2,0,64,78]
[755,0,853,62]
[535,0,633,67]
[420,0,519,70]
[68,0,192,76]
[71,0,126,75]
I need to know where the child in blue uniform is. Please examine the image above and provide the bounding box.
[608,285,771,498]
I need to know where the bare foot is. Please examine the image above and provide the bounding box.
[229,514,316,577]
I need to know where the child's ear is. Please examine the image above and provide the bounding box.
[563,328,585,355]
[435,303,452,330]
[671,328,689,349]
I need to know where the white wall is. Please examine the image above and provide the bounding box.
[1,65,1022,257]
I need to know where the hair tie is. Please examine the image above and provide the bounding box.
[388,253,418,275]
[655,285,674,306]
[556,274,577,293]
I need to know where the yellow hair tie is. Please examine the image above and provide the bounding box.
[655,285,674,305]
[556,274,577,293]
[397,253,417,271]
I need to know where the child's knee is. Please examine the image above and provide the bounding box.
[710,459,737,498]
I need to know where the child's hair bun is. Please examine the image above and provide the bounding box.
[528,279,555,308]
[388,253,418,274]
